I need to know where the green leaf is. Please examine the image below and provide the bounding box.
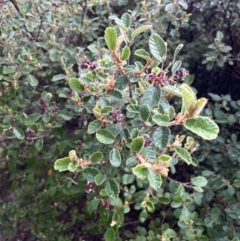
[120,46,131,61]
[52,74,66,82]
[131,136,144,152]
[102,106,113,114]
[162,85,182,97]
[174,184,185,202]
[148,169,162,191]
[140,104,150,121]
[35,139,43,151]
[115,18,128,31]
[164,229,177,238]
[87,199,100,213]
[171,60,182,74]
[24,113,41,126]
[208,93,222,101]
[96,129,115,144]
[109,149,121,167]
[193,186,203,192]
[159,196,171,204]
[69,78,84,93]
[58,111,72,121]
[146,200,155,213]
[210,207,220,220]
[105,179,120,198]
[82,167,101,181]
[174,146,192,164]
[132,164,149,179]
[88,120,102,134]
[233,179,240,188]
[139,209,148,223]
[27,75,39,87]
[132,25,152,38]
[187,98,208,118]
[152,114,170,126]
[121,13,131,27]
[184,116,219,140]
[104,228,115,241]
[68,162,78,172]
[149,34,167,61]
[3,66,15,74]
[157,154,171,162]
[191,176,208,187]
[42,112,50,123]
[93,107,101,119]
[142,85,161,108]
[179,83,196,114]
[174,44,184,57]
[54,157,71,172]
[94,173,106,185]
[109,198,123,209]
[13,127,25,139]
[134,49,151,61]
[90,151,104,163]
[126,104,140,113]
[153,128,170,150]
[108,90,123,101]
[105,27,117,51]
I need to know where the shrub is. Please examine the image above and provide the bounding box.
[52,13,221,241]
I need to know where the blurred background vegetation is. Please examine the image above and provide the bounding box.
[1,0,240,240]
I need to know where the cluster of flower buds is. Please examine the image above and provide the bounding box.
[85,181,96,193]
[25,128,37,141]
[146,73,169,87]
[39,98,48,109]
[109,109,125,123]
[144,136,153,147]
[173,68,189,82]
[79,56,97,70]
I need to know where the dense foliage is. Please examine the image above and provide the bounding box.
[0,1,240,241]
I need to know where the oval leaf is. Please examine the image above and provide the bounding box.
[140,104,150,121]
[105,27,117,51]
[105,179,120,198]
[174,146,192,165]
[121,13,131,27]
[120,46,131,61]
[132,164,149,179]
[174,44,184,57]
[132,25,152,38]
[142,85,161,108]
[109,148,121,167]
[13,127,25,140]
[162,85,182,97]
[152,114,170,126]
[134,49,151,61]
[69,78,84,93]
[90,151,104,163]
[191,176,208,187]
[184,116,219,140]
[96,129,115,144]
[149,34,167,61]
[131,136,144,152]
[88,120,102,134]
[153,127,170,150]
[54,157,71,172]
[179,83,196,114]
[148,169,162,191]
[104,228,115,241]
[171,60,182,74]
